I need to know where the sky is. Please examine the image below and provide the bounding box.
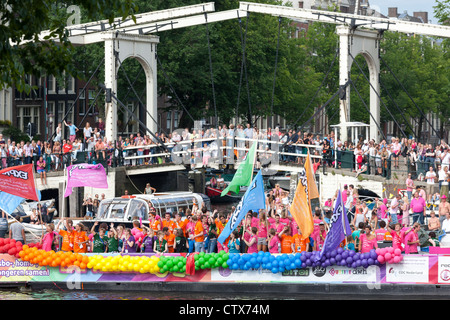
[369,0,439,24]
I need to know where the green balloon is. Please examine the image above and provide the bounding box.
[173,265,179,272]
[204,262,210,269]
[222,262,228,268]
[208,258,215,265]
[157,261,164,268]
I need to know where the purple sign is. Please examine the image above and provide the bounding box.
[316,190,352,261]
[64,163,108,197]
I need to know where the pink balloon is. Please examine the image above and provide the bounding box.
[394,248,402,256]
[385,252,392,261]
[387,247,394,254]
[376,248,381,255]
[379,248,387,256]
[388,258,395,264]
[393,256,400,263]
[377,255,385,264]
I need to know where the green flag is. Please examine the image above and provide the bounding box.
[220,141,257,196]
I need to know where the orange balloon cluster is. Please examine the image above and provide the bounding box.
[19,245,90,269]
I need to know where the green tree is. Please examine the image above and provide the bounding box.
[0,0,137,93]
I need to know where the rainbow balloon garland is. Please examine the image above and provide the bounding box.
[2,238,404,275]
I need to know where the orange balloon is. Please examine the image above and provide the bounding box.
[51,261,58,268]
[54,257,62,265]
[82,256,89,264]
[80,262,87,269]
[61,261,67,268]
[64,257,71,266]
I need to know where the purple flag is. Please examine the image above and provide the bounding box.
[64,163,108,197]
[316,189,352,261]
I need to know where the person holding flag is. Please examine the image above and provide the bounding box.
[217,170,266,246]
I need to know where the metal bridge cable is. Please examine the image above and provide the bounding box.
[348,52,407,139]
[156,54,196,123]
[290,47,340,131]
[235,16,245,124]
[380,55,440,138]
[239,10,252,126]
[120,67,144,136]
[349,78,387,142]
[270,16,282,124]
[378,75,418,140]
[204,13,218,127]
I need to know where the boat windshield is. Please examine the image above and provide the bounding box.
[126,199,148,220]
[97,200,128,220]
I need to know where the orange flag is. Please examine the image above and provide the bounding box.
[290,151,319,238]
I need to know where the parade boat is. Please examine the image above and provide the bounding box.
[73,191,210,231]
[205,181,246,203]
[6,199,57,235]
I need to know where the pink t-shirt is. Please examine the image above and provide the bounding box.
[42,231,57,251]
[378,204,388,219]
[269,235,280,253]
[257,221,268,238]
[406,178,414,192]
[404,231,419,254]
[374,228,388,241]
[411,197,426,213]
[359,234,377,253]
[315,230,327,251]
[269,222,284,234]
[247,235,258,254]
[391,231,406,252]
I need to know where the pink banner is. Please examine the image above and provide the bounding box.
[64,163,108,197]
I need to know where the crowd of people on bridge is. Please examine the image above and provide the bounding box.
[2,119,450,184]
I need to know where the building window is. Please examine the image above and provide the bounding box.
[47,76,56,93]
[66,75,75,93]
[17,106,40,134]
[173,111,179,129]
[166,111,172,131]
[79,89,86,115]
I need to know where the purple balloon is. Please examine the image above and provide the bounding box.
[355,259,361,267]
[368,258,375,265]
[330,250,337,257]
[342,251,349,259]
[335,254,342,262]
[348,250,356,257]
[337,247,344,254]
[340,259,347,266]
[329,258,336,265]
[351,262,357,268]
[346,257,353,264]
[306,259,312,266]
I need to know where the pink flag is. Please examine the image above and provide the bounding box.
[64,163,108,197]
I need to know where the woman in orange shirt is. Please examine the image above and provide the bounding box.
[293,226,310,253]
[56,217,74,252]
[193,215,204,252]
[279,225,294,253]
[73,223,89,253]
[149,213,161,232]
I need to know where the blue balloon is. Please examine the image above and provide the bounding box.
[295,259,302,268]
[290,262,296,270]
[272,260,279,267]
[271,267,278,274]
[278,267,285,273]
[266,262,272,270]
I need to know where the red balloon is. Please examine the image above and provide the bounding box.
[0,238,4,246]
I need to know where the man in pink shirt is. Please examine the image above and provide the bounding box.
[404,223,420,254]
[410,190,426,225]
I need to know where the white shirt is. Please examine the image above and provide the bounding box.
[442,218,450,233]
[426,171,436,184]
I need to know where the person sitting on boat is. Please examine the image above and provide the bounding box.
[216,174,225,189]
[209,176,217,188]
[29,208,41,225]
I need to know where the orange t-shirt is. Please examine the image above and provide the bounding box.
[293,234,310,253]
[384,232,393,241]
[194,221,204,242]
[162,219,176,234]
[174,219,187,236]
[73,231,88,253]
[164,233,176,253]
[59,229,74,252]
[280,234,294,253]
[150,220,161,232]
